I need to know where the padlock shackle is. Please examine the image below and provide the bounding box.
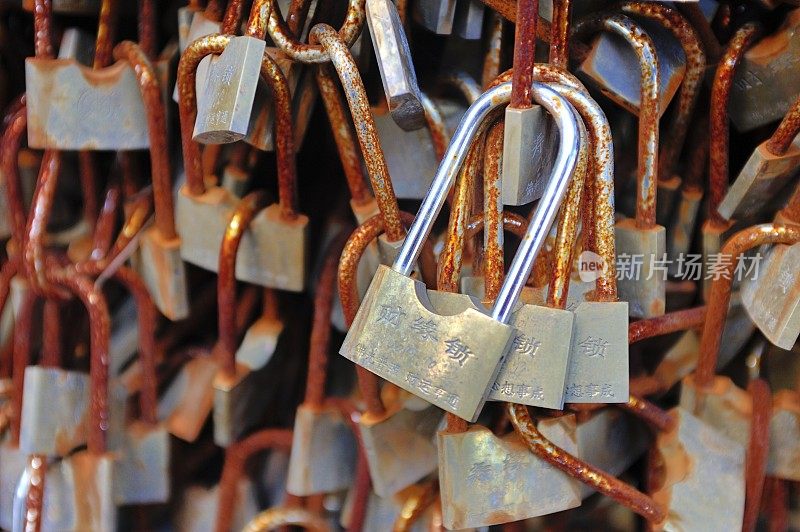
[765,94,800,156]
[89,185,121,261]
[41,299,62,367]
[113,41,178,240]
[574,14,659,230]
[268,0,364,64]
[11,288,35,446]
[509,402,667,523]
[708,23,761,225]
[217,191,269,375]
[482,120,505,301]
[549,0,572,68]
[315,64,372,205]
[618,2,706,182]
[743,377,771,532]
[419,92,449,162]
[93,0,120,69]
[242,507,331,532]
[392,480,439,532]
[697,223,800,388]
[33,0,55,59]
[46,266,112,455]
[260,51,300,220]
[628,305,706,344]
[177,34,231,196]
[311,24,405,242]
[510,0,538,109]
[1,102,31,247]
[304,230,350,408]
[138,0,157,59]
[338,210,434,417]
[245,0,271,38]
[0,260,18,380]
[440,71,483,105]
[216,428,294,532]
[221,0,245,34]
[205,0,226,22]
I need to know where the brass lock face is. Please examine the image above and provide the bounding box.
[340,265,514,422]
[651,408,745,531]
[564,302,629,404]
[438,419,581,529]
[286,404,357,496]
[25,59,151,150]
[741,241,800,350]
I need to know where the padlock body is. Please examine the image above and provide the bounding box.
[176,479,259,531]
[193,36,267,144]
[134,226,190,321]
[26,58,150,150]
[564,301,629,404]
[717,141,800,221]
[651,408,745,531]
[453,0,485,40]
[413,0,457,34]
[0,443,27,530]
[160,353,220,442]
[615,219,666,318]
[502,106,555,205]
[767,391,800,480]
[176,184,238,272]
[173,13,219,103]
[42,452,116,531]
[286,404,357,496]
[113,421,170,504]
[666,187,702,269]
[358,401,440,497]
[679,375,751,447]
[741,241,800,350]
[438,420,581,529]
[578,18,686,116]
[488,304,573,409]
[341,265,514,421]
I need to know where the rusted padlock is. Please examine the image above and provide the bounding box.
[286,234,357,496]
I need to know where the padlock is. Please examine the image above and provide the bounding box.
[502,0,556,206]
[160,346,221,442]
[576,13,686,117]
[177,479,260,532]
[212,192,286,446]
[340,482,436,532]
[454,0,485,39]
[111,40,190,321]
[338,212,443,498]
[413,0,457,34]
[718,96,800,221]
[173,2,223,104]
[177,34,309,292]
[193,0,270,143]
[438,416,582,529]
[729,9,800,133]
[243,506,331,531]
[767,390,800,480]
[649,407,746,530]
[340,80,581,421]
[215,429,294,531]
[286,235,357,496]
[365,0,424,131]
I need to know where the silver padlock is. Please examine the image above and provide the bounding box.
[767,390,800,480]
[341,81,581,421]
[413,0,457,34]
[173,8,222,104]
[454,0,485,40]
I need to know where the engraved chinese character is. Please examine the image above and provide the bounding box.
[410,317,439,341]
[446,393,459,408]
[512,334,541,357]
[221,64,235,85]
[467,461,493,483]
[530,386,544,401]
[418,378,433,395]
[578,336,609,358]
[376,305,406,327]
[777,268,794,295]
[502,454,521,476]
[444,337,473,367]
[406,372,420,387]
[601,384,614,398]
[566,383,583,398]
[586,383,601,397]
[515,384,531,399]
[499,381,514,396]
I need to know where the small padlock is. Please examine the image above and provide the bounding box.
[177,479,260,531]
[453,0,485,39]
[160,346,221,442]
[340,482,434,532]
[212,192,286,446]
[718,96,800,221]
[193,0,270,143]
[413,0,457,34]
[729,9,800,132]
[438,416,582,529]
[340,80,581,421]
[365,0,424,131]
[286,235,357,496]
[767,390,800,480]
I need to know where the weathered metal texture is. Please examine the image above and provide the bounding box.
[650,407,746,531]
[311,24,404,242]
[482,13,503,87]
[549,0,572,68]
[708,23,761,224]
[742,378,771,532]
[509,403,665,522]
[483,120,505,301]
[413,0,457,33]
[619,2,705,182]
[269,0,365,63]
[438,419,581,529]
[615,219,666,317]
[628,305,705,343]
[366,0,424,130]
[767,390,800,480]
[215,429,293,532]
[698,224,800,386]
[243,507,330,532]
[730,10,800,132]
[2,102,32,245]
[173,12,220,103]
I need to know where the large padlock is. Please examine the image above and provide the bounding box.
[438,416,582,529]
[193,0,270,143]
[177,35,309,292]
[286,235,357,496]
[413,0,457,34]
[111,40,190,321]
[365,0,424,130]
[341,80,581,421]
[729,9,800,132]
[212,193,286,446]
[576,12,686,117]
[718,97,800,221]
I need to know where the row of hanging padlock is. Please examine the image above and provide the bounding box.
[0,0,798,530]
